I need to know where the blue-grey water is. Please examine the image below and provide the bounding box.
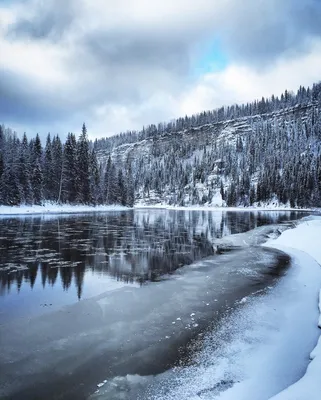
[0,209,309,399]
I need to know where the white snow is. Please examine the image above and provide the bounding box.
[269,338,321,400]
[0,203,130,216]
[97,380,107,388]
[134,204,312,212]
[319,289,321,329]
[265,217,321,265]
[310,336,321,360]
[265,216,321,400]
[143,216,321,400]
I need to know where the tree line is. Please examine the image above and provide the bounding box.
[127,101,321,208]
[1,82,321,208]
[96,82,321,208]
[0,123,134,207]
[93,82,321,152]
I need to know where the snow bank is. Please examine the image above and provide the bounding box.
[269,338,321,400]
[265,217,321,265]
[0,203,130,216]
[134,204,311,212]
[144,247,321,400]
[319,289,321,329]
[265,216,321,400]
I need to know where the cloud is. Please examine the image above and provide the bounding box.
[216,0,321,66]
[180,39,321,116]
[6,0,75,42]
[0,0,320,139]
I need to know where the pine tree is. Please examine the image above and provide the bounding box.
[0,125,4,152]
[62,133,77,203]
[126,164,135,207]
[17,135,32,204]
[220,180,225,201]
[89,149,100,204]
[76,123,91,204]
[108,164,118,204]
[31,161,43,205]
[43,134,54,201]
[103,156,112,204]
[0,165,21,205]
[104,157,118,204]
[33,133,42,162]
[0,153,4,183]
[117,169,126,206]
[52,135,63,201]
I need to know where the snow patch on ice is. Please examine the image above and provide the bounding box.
[97,380,107,388]
[90,374,154,399]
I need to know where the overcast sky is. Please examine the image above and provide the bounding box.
[1,0,321,140]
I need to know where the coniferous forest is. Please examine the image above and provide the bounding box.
[1,82,321,208]
[0,123,134,207]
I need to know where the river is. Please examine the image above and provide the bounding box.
[0,209,309,399]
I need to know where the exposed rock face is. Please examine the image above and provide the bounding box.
[96,102,321,207]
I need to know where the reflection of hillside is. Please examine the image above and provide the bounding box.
[0,210,304,297]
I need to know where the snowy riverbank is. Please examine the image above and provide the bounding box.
[134,204,313,212]
[0,203,314,216]
[130,216,321,400]
[265,216,321,400]
[0,203,130,216]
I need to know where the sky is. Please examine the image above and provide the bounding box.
[0,0,321,140]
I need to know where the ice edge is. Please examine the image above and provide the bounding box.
[268,217,321,400]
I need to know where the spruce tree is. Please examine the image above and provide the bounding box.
[52,135,63,201]
[43,134,54,201]
[126,164,135,207]
[89,149,100,205]
[117,169,126,206]
[17,136,32,205]
[103,156,112,204]
[76,123,91,204]
[31,161,43,205]
[62,133,77,203]
[0,165,21,205]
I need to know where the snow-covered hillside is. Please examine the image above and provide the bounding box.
[96,98,321,209]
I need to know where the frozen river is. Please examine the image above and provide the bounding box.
[0,209,309,399]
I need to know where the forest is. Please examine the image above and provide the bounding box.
[1,82,321,208]
[0,123,134,207]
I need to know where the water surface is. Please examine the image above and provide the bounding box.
[0,210,306,323]
[0,209,310,400]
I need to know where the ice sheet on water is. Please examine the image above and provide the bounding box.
[90,375,155,399]
[237,267,259,277]
[139,239,321,400]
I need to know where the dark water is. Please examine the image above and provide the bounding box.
[0,209,310,400]
[0,209,307,323]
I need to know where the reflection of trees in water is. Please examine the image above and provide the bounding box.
[0,211,304,297]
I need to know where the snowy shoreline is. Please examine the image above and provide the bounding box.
[0,204,130,216]
[134,204,314,212]
[0,203,315,216]
[265,216,321,400]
